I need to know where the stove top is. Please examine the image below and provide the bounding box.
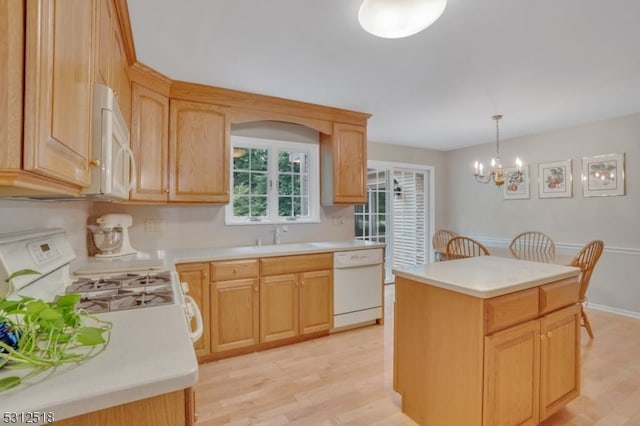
[61,271,175,314]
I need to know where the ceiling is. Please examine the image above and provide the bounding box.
[127,0,640,151]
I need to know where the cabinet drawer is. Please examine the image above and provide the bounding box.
[485,288,539,335]
[260,253,333,276]
[210,259,259,281]
[539,277,580,315]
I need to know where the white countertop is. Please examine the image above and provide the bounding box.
[393,256,581,298]
[0,303,198,423]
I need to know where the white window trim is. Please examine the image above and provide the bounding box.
[225,135,320,225]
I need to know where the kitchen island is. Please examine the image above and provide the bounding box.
[393,256,582,425]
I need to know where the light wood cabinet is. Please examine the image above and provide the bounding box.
[130,83,170,201]
[55,388,194,426]
[175,263,211,359]
[320,123,367,205]
[23,0,95,188]
[394,274,581,425]
[260,254,333,343]
[210,259,260,353]
[169,99,230,203]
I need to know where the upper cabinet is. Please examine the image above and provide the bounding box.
[169,100,230,203]
[23,0,95,188]
[320,123,367,205]
[130,82,170,201]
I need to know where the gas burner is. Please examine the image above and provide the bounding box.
[61,271,175,312]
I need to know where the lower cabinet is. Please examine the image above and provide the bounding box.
[179,253,333,362]
[175,262,211,359]
[260,269,333,342]
[55,388,195,426]
[483,304,580,425]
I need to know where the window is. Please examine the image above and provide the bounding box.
[226,135,319,224]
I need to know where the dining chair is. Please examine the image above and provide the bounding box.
[509,231,556,260]
[446,236,490,260]
[569,240,604,339]
[432,229,457,261]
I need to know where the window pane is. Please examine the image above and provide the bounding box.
[278,175,292,196]
[293,175,301,195]
[278,152,291,173]
[278,196,292,217]
[233,172,250,195]
[251,173,268,195]
[233,195,249,217]
[251,196,268,217]
[233,149,250,170]
[250,148,268,171]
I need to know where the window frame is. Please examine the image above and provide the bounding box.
[225,135,320,225]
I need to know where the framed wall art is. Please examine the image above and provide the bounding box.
[581,153,625,197]
[539,159,572,198]
[503,165,530,200]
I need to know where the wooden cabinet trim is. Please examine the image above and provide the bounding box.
[210,258,259,281]
[260,253,332,276]
[539,277,580,315]
[484,287,539,335]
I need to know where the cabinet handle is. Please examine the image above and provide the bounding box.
[547,331,553,339]
[233,267,238,273]
[89,159,101,168]
[254,286,258,293]
[295,282,299,288]
[300,281,305,286]
[165,188,170,193]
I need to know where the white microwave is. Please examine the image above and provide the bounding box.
[81,84,136,200]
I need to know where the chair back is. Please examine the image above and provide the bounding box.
[509,231,555,259]
[432,229,457,251]
[569,240,604,301]
[446,236,490,260]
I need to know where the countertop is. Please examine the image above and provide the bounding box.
[0,303,198,423]
[393,256,580,298]
[1,240,383,423]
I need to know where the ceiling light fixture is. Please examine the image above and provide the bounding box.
[358,0,447,39]
[473,115,523,188]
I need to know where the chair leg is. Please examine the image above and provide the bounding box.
[581,305,594,339]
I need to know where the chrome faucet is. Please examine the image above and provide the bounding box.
[273,225,288,244]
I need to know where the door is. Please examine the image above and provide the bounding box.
[211,278,259,352]
[298,270,332,335]
[355,163,433,282]
[539,304,580,421]
[260,274,298,342]
[483,319,540,426]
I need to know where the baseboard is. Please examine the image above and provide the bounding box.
[587,303,640,320]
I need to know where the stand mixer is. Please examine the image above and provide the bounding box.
[88,214,136,258]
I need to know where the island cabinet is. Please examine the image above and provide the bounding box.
[169,99,230,203]
[55,388,195,426]
[393,257,581,426]
[259,253,333,342]
[209,259,260,353]
[175,262,211,359]
[320,123,367,205]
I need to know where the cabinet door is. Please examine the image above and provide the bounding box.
[23,0,94,187]
[321,123,367,205]
[260,274,298,342]
[95,0,113,87]
[539,304,580,421]
[176,263,210,359]
[130,83,169,201]
[483,320,540,426]
[299,270,333,335]
[211,278,259,352]
[169,100,230,203]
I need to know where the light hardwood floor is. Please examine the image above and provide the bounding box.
[195,285,640,425]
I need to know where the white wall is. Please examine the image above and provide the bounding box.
[445,113,640,316]
[0,199,92,268]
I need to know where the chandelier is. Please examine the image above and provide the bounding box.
[473,115,523,187]
[358,0,447,39]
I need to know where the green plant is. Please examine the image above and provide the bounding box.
[0,269,111,391]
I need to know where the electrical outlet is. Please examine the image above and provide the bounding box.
[145,219,163,232]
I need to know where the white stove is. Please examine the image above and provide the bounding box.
[0,228,202,341]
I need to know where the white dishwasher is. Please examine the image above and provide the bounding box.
[333,248,384,331]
